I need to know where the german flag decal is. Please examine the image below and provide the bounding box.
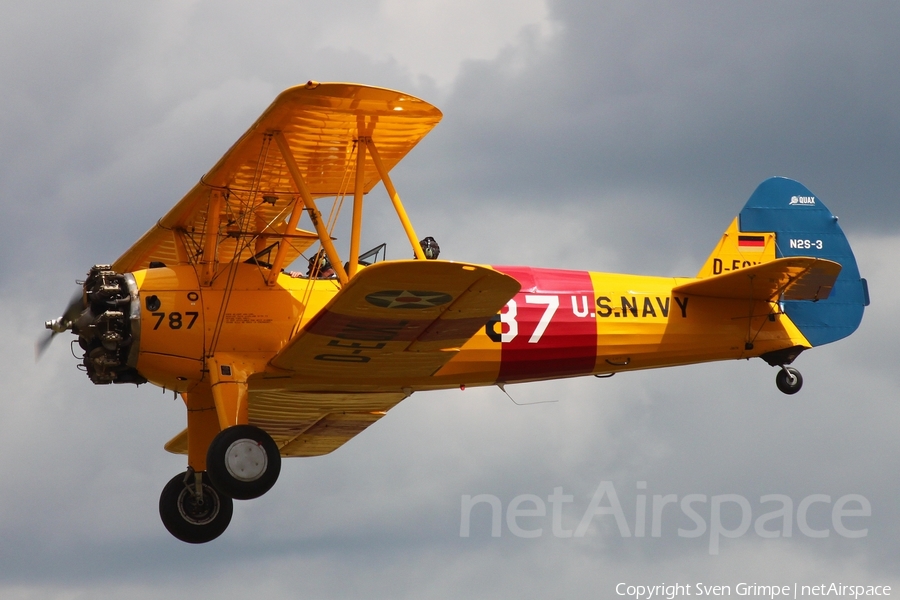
[738,235,766,251]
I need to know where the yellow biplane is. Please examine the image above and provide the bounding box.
[41,82,869,543]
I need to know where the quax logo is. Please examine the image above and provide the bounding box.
[789,195,816,206]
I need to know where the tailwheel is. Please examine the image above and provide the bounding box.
[159,471,233,544]
[775,366,803,395]
[206,425,281,500]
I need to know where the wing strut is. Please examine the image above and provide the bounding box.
[201,191,223,286]
[365,138,426,261]
[264,165,306,285]
[348,135,367,278]
[272,131,349,285]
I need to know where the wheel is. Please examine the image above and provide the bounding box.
[775,366,803,395]
[206,425,281,500]
[159,471,233,544]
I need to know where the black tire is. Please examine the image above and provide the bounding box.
[159,471,233,544]
[775,366,803,395]
[206,425,281,500]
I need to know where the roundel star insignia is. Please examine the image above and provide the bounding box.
[365,290,453,309]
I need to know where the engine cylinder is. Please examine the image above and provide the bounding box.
[75,265,145,385]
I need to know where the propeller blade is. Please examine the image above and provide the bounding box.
[36,289,84,361]
[35,330,56,360]
[60,290,85,324]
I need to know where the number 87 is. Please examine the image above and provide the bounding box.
[489,295,559,344]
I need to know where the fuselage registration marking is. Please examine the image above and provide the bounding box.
[712,258,762,275]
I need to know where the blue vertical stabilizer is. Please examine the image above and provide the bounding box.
[739,177,868,346]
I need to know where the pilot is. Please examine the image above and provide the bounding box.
[418,236,440,260]
[288,251,335,278]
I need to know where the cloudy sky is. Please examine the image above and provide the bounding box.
[2,1,899,598]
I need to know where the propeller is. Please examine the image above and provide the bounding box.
[35,289,84,360]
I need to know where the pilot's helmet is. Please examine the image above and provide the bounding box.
[307,252,329,275]
[419,236,440,260]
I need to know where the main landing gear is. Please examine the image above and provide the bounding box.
[775,366,803,395]
[206,425,282,500]
[159,425,281,543]
[159,470,233,544]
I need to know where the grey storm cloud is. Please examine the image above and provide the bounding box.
[1,1,898,598]
[424,1,900,232]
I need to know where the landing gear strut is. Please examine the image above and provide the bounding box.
[159,470,233,544]
[760,347,805,395]
[206,425,281,500]
[159,426,280,542]
[775,366,803,395]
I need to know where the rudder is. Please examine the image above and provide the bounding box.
[737,177,868,346]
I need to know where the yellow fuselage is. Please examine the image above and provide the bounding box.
[131,263,809,394]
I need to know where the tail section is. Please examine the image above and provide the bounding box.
[696,217,777,279]
[700,177,868,347]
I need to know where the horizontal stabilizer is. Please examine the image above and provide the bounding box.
[673,257,842,302]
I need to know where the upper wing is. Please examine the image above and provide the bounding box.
[269,260,520,383]
[673,257,842,301]
[112,82,443,273]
